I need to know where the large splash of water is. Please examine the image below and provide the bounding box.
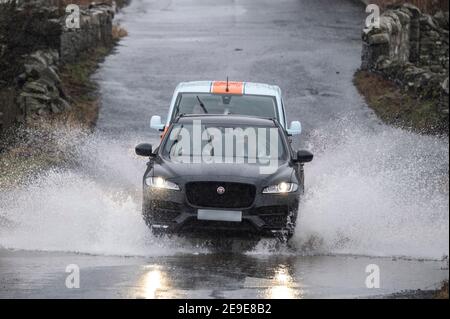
[0,128,205,256]
[294,119,449,259]
[0,119,448,259]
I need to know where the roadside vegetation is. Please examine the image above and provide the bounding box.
[54,22,128,128]
[435,280,449,299]
[59,46,112,128]
[354,70,448,135]
[0,23,128,189]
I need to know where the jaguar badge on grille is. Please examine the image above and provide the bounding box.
[217,186,226,195]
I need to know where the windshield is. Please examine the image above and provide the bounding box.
[162,123,287,164]
[172,93,279,121]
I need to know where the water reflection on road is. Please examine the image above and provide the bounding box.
[127,253,447,299]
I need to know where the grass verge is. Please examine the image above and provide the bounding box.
[354,70,448,135]
[58,46,111,128]
[35,22,128,129]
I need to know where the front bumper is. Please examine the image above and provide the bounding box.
[142,186,299,238]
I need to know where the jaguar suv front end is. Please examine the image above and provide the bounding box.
[135,115,313,240]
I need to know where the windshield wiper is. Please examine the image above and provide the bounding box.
[196,96,208,114]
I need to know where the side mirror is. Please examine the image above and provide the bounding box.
[287,121,302,135]
[295,150,313,163]
[150,115,165,131]
[135,143,154,157]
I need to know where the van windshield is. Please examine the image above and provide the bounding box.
[172,93,279,121]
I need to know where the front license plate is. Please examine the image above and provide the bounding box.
[197,209,242,222]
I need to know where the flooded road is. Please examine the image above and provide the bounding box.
[0,249,447,298]
[0,0,448,298]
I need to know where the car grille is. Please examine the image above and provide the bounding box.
[185,182,256,209]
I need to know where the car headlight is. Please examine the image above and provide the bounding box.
[262,182,298,194]
[145,177,180,190]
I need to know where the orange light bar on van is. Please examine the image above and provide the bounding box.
[211,81,244,95]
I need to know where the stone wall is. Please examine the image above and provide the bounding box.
[361,3,449,117]
[60,4,114,63]
[0,88,17,133]
[418,10,449,70]
[17,49,71,120]
[363,0,449,14]
[0,2,61,86]
[0,1,115,132]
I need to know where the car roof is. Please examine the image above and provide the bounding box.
[175,114,279,127]
[175,81,281,96]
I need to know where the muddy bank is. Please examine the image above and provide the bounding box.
[354,70,448,135]
[381,280,448,299]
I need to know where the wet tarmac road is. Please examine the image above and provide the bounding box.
[96,0,372,138]
[0,0,448,298]
[0,249,447,298]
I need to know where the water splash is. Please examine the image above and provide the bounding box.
[0,128,205,256]
[293,119,449,259]
[0,120,448,259]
